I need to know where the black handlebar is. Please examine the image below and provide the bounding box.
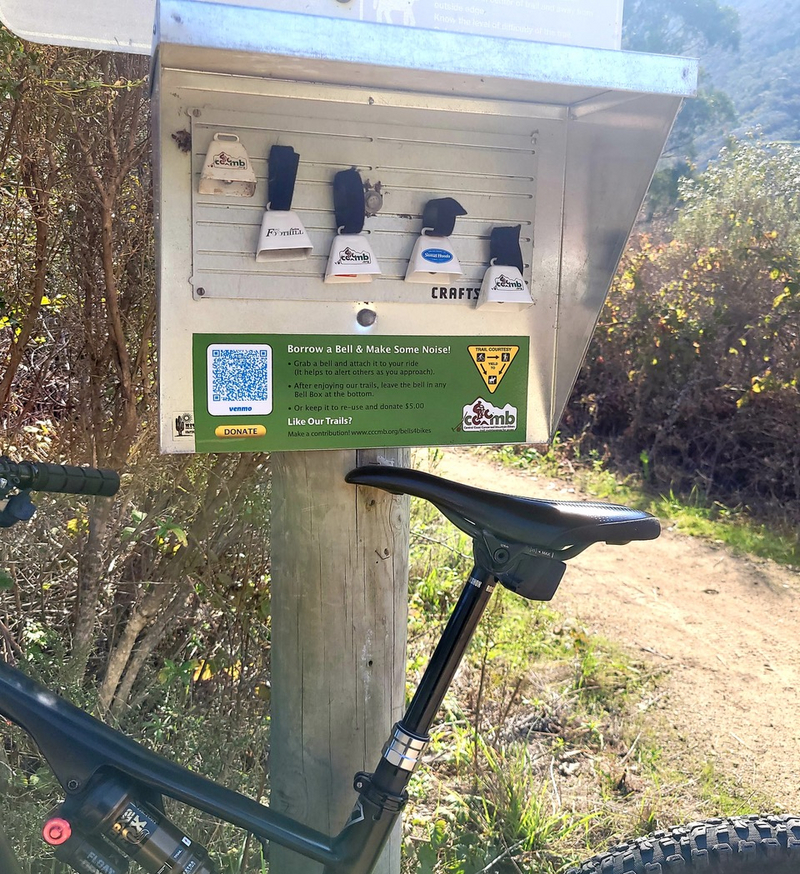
[0,458,120,498]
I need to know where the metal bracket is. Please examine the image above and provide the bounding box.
[473,530,566,602]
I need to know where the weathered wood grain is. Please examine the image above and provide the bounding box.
[270,448,410,874]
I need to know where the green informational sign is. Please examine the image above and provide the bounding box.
[192,334,528,452]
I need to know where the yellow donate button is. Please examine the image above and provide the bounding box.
[214,424,267,438]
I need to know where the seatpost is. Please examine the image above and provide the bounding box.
[329,565,496,873]
[373,564,496,794]
[406,566,494,731]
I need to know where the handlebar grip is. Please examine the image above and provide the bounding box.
[0,460,120,497]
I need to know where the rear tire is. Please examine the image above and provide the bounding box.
[569,816,800,874]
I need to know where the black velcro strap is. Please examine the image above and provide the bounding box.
[268,145,300,211]
[489,225,523,272]
[421,197,467,237]
[333,168,366,235]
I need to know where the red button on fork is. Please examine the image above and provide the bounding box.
[42,817,72,846]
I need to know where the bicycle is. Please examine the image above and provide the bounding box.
[0,456,798,874]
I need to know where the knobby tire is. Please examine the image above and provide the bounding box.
[570,816,800,874]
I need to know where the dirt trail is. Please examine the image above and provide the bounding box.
[434,449,800,810]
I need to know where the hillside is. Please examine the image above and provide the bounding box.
[700,0,800,156]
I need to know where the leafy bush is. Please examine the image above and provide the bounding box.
[564,137,800,519]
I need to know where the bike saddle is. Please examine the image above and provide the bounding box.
[346,465,660,550]
[346,465,660,601]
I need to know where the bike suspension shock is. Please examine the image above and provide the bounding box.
[43,775,216,874]
[43,815,130,874]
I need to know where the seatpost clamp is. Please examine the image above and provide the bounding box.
[473,531,566,602]
[352,772,407,814]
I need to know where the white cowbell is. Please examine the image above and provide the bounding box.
[325,234,381,284]
[476,264,533,309]
[404,235,463,284]
[199,133,257,197]
[256,210,313,262]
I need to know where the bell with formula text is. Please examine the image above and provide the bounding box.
[405,197,466,284]
[199,132,257,197]
[256,145,313,261]
[477,225,533,309]
[325,168,381,283]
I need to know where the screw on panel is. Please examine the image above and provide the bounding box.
[196,287,206,297]
[357,308,377,327]
[66,779,81,792]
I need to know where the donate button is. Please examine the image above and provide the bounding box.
[214,424,267,438]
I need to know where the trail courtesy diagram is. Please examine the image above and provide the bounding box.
[192,334,528,452]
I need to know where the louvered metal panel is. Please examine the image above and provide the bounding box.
[190,105,538,302]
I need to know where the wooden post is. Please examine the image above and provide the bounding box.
[270,448,410,874]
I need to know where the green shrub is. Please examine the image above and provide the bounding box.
[564,136,800,519]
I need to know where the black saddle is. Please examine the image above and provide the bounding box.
[346,465,660,601]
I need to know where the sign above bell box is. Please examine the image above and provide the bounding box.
[0,0,623,54]
[153,0,696,455]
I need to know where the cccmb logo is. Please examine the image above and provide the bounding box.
[335,246,372,264]
[212,151,248,168]
[493,273,524,290]
[462,398,518,432]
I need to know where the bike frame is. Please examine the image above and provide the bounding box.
[0,564,496,874]
[2,461,657,873]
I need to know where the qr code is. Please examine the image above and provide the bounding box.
[207,344,273,416]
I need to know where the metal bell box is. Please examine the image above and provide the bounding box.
[153,0,697,454]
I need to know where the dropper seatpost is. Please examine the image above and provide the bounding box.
[372,565,496,794]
